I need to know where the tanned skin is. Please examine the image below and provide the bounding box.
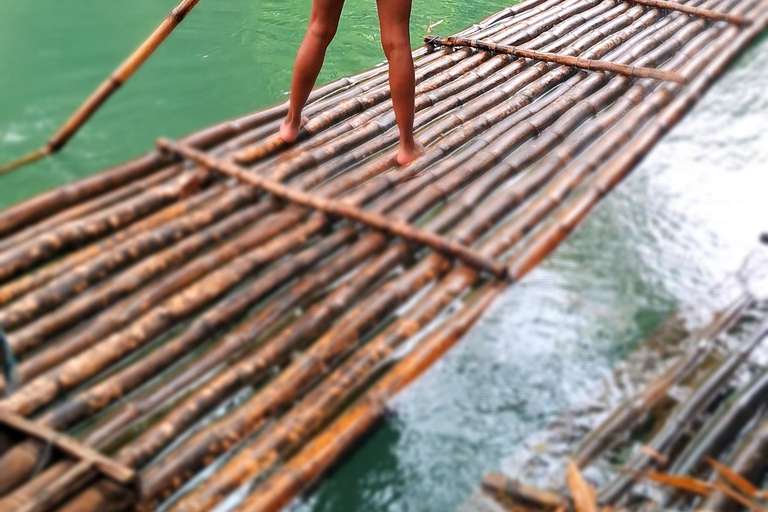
[279,0,424,165]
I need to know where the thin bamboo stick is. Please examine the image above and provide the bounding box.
[425,35,687,83]
[627,0,751,24]
[0,0,204,175]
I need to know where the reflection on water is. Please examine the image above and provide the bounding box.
[1,1,767,511]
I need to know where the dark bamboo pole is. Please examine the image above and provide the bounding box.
[425,35,687,83]
[0,0,204,175]
[669,368,768,477]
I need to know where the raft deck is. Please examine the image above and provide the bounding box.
[0,0,766,510]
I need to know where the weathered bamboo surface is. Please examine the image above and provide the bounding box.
[0,0,764,510]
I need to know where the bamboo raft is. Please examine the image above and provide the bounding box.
[472,284,768,512]
[0,0,765,510]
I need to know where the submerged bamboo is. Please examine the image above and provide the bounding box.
[0,0,204,175]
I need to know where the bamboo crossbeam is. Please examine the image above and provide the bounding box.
[424,35,688,83]
[0,0,203,175]
[157,139,508,279]
[627,0,751,25]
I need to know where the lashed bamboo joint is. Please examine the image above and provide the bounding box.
[157,138,509,279]
[424,35,688,83]
[0,0,764,510]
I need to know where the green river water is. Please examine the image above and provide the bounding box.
[1,1,767,511]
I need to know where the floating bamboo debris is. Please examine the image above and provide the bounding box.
[425,35,688,83]
[572,292,753,467]
[0,0,763,510]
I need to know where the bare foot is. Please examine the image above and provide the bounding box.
[396,141,425,166]
[279,115,309,144]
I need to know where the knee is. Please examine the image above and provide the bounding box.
[380,32,410,58]
[307,18,338,47]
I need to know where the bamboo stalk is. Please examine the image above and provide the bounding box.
[627,0,751,24]
[0,0,204,175]
[669,368,768,477]
[425,35,687,83]
[0,184,248,336]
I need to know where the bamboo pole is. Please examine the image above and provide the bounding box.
[425,35,687,83]
[669,368,768,477]
[0,0,204,175]
[627,0,751,24]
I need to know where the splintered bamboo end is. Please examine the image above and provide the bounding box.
[0,147,50,176]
